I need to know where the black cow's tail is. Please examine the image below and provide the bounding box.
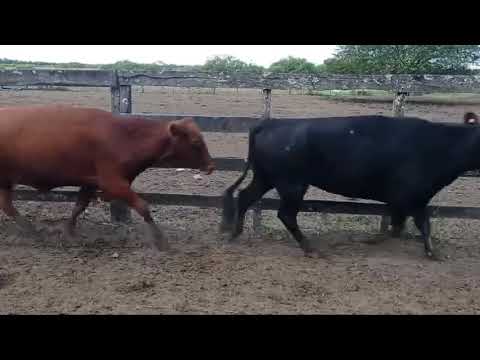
[220,124,262,232]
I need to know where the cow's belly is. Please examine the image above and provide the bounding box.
[7,166,98,190]
[312,182,387,202]
[310,170,385,198]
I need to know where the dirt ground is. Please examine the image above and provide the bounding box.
[1,86,480,314]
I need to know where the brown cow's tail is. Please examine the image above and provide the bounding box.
[220,124,262,233]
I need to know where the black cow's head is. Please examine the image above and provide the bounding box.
[464,112,479,125]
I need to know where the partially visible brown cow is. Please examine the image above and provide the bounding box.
[0,105,215,251]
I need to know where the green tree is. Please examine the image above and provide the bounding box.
[324,45,480,74]
[100,60,164,72]
[202,55,264,74]
[268,56,321,74]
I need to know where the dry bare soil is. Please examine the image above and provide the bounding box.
[1,87,480,314]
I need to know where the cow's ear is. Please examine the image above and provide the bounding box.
[464,112,479,124]
[169,122,188,138]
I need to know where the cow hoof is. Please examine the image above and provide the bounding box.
[219,222,233,234]
[151,242,169,252]
[147,227,169,252]
[390,231,403,239]
[146,247,172,260]
[228,232,242,242]
[166,247,180,255]
[364,234,386,245]
[63,233,76,244]
[152,237,169,252]
[63,223,77,241]
[218,231,231,243]
[304,249,328,259]
[426,250,443,261]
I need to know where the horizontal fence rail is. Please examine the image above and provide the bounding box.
[2,69,480,93]
[127,114,262,133]
[13,189,480,220]
[156,156,480,178]
[0,69,114,87]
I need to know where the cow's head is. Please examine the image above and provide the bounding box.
[464,112,479,125]
[166,118,215,174]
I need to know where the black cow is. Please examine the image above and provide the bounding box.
[220,113,480,261]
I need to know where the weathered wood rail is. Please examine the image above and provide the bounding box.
[1,69,480,230]
[13,189,480,220]
[2,69,480,93]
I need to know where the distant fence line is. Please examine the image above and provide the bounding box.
[1,69,480,234]
[2,69,480,93]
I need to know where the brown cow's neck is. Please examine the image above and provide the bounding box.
[118,117,171,179]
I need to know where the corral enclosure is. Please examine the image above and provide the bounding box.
[1,70,480,314]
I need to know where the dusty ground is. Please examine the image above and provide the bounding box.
[1,86,480,314]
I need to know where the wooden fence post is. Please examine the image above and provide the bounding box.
[110,74,132,223]
[252,88,272,233]
[393,91,408,117]
[379,90,409,232]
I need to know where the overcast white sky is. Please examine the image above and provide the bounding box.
[0,45,337,66]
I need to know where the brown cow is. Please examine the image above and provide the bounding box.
[0,105,215,251]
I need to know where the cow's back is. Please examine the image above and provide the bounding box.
[0,106,119,187]
[0,105,114,139]
[251,116,467,202]
[307,116,434,173]
[253,115,425,175]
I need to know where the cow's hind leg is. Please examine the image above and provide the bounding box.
[275,184,322,258]
[64,186,97,239]
[413,207,440,261]
[99,179,168,252]
[230,175,272,241]
[0,187,39,239]
[365,207,407,245]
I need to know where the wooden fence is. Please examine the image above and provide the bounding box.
[2,69,480,233]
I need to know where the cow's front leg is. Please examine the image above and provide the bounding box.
[100,179,168,252]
